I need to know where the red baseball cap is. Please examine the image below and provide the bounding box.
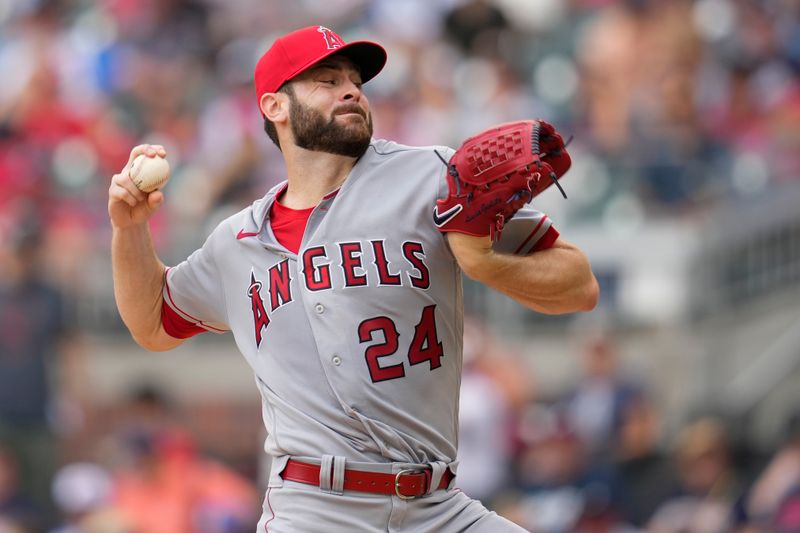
[254,26,387,108]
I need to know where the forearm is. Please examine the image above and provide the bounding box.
[112,224,181,350]
[451,236,599,314]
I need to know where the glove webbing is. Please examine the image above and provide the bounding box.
[534,123,568,199]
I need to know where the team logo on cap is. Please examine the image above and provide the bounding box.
[318,26,345,50]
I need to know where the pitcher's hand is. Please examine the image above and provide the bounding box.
[108,144,167,229]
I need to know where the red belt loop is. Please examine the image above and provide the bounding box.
[280,459,454,499]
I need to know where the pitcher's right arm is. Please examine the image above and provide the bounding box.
[109,144,184,352]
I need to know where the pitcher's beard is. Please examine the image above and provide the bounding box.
[289,97,373,158]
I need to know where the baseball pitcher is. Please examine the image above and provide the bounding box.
[108,25,599,532]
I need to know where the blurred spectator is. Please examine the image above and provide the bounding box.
[735,411,800,532]
[456,318,517,504]
[0,216,85,526]
[648,417,741,533]
[772,487,800,533]
[49,462,129,533]
[105,385,259,533]
[613,391,677,527]
[0,445,40,532]
[563,331,645,462]
[443,0,510,58]
[578,0,713,207]
[173,71,275,225]
[511,404,630,532]
[462,316,534,410]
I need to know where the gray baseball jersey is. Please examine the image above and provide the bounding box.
[163,139,555,527]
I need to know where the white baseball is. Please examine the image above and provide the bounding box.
[130,154,170,193]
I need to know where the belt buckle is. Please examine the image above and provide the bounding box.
[394,468,428,500]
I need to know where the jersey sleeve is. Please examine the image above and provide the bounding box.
[493,207,559,255]
[433,146,456,199]
[162,225,230,338]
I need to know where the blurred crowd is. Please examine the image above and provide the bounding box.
[456,321,800,532]
[2,0,800,277]
[0,380,261,532]
[1,0,800,531]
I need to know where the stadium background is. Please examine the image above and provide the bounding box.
[1,0,799,531]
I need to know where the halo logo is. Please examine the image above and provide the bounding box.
[318,26,344,50]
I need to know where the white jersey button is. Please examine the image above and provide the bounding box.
[332,355,342,366]
[315,303,325,314]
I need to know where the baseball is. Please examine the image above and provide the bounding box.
[130,154,170,193]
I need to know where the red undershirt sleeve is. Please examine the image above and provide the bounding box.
[161,300,206,339]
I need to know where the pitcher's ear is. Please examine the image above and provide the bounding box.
[261,92,289,123]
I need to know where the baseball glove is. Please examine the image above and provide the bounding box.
[434,119,571,240]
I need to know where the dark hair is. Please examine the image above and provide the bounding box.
[263,83,294,150]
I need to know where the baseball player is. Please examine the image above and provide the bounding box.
[108,26,598,532]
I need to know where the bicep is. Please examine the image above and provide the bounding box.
[546,237,579,252]
[523,237,592,269]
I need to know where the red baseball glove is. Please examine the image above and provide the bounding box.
[434,119,571,240]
